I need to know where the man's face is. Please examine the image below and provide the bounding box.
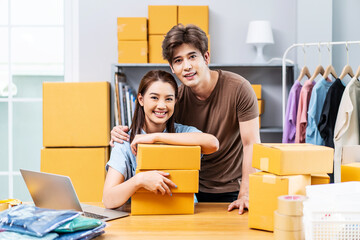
[169,43,210,88]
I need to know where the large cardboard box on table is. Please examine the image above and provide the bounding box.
[43,82,110,147]
[178,6,209,34]
[40,147,109,202]
[341,162,360,182]
[131,192,194,215]
[118,41,148,63]
[249,172,310,231]
[136,170,199,193]
[117,17,147,40]
[252,143,334,175]
[148,5,177,35]
[136,144,201,170]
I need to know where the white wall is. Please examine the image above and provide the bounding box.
[78,0,297,82]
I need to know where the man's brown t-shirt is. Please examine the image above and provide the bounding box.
[175,70,258,193]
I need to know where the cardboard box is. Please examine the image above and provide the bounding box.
[342,145,360,164]
[43,82,110,147]
[117,17,147,41]
[311,174,330,185]
[252,143,334,175]
[149,35,167,64]
[251,84,262,99]
[258,100,264,115]
[136,170,199,193]
[137,144,201,170]
[118,41,148,63]
[131,192,194,215]
[148,5,177,35]
[248,172,310,231]
[41,147,109,202]
[178,6,209,34]
[341,162,360,182]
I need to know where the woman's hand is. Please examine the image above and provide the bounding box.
[130,133,159,155]
[135,171,177,195]
[110,125,130,147]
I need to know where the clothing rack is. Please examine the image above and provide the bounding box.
[281,40,360,183]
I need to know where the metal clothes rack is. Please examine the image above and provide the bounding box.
[281,40,360,183]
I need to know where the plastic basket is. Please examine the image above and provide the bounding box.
[304,182,360,240]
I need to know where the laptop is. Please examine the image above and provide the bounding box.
[20,169,129,221]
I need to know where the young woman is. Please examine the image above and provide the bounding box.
[103,70,219,209]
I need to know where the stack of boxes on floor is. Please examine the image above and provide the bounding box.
[131,144,200,215]
[118,5,209,64]
[251,84,263,127]
[41,82,110,202]
[248,143,334,235]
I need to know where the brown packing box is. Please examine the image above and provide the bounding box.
[341,162,360,182]
[258,100,264,115]
[135,169,199,193]
[136,144,201,170]
[41,147,109,202]
[118,41,148,63]
[251,84,262,99]
[149,35,167,64]
[117,17,147,41]
[252,143,334,175]
[43,82,110,147]
[131,192,194,215]
[178,6,209,34]
[311,174,330,185]
[248,172,310,231]
[148,5,177,35]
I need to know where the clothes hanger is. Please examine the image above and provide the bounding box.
[297,44,311,81]
[339,42,354,80]
[322,43,337,80]
[309,43,325,83]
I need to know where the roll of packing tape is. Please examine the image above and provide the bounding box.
[0,203,9,211]
[278,195,306,216]
[274,228,304,240]
[274,210,303,231]
[0,199,22,207]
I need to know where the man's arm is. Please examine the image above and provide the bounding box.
[227,117,260,214]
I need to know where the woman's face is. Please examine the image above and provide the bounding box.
[138,81,176,131]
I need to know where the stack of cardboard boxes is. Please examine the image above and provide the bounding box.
[131,144,201,215]
[118,5,209,64]
[41,82,110,202]
[248,143,334,232]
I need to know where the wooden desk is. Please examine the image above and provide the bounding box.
[93,203,273,240]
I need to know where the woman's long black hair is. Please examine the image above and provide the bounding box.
[129,70,178,143]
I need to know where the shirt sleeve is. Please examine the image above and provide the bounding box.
[236,80,259,122]
[106,142,132,180]
[174,123,202,133]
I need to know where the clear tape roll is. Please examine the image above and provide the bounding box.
[274,210,303,231]
[278,195,306,216]
[274,228,304,240]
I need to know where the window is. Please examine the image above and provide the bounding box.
[0,0,77,201]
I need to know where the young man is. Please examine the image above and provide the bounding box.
[111,24,260,214]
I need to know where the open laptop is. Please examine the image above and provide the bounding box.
[20,169,129,221]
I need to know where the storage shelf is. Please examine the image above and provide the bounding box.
[259,127,283,133]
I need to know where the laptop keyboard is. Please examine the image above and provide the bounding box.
[83,211,107,220]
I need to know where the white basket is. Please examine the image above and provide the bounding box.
[304,182,360,240]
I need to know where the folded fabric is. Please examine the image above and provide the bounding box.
[0,231,59,240]
[0,205,80,237]
[56,222,106,240]
[54,216,103,233]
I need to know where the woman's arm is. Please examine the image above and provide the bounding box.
[103,167,177,209]
[131,132,219,155]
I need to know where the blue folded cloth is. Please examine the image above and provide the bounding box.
[0,205,80,237]
[56,222,106,240]
[0,231,59,240]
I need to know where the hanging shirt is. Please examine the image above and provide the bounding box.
[333,77,360,182]
[295,80,315,143]
[305,78,333,145]
[317,79,346,148]
[283,81,302,143]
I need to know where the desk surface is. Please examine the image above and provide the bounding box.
[93,202,273,240]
